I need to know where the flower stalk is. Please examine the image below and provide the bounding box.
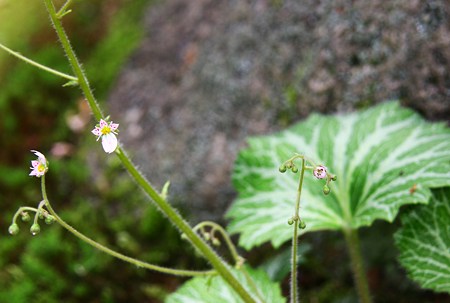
[343,228,373,303]
[42,0,257,301]
[280,153,336,303]
[38,175,214,277]
[290,157,305,303]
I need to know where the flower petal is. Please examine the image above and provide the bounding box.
[101,133,118,153]
[109,122,119,131]
[99,119,108,128]
[91,127,102,136]
[31,150,47,165]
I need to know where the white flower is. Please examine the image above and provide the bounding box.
[29,150,48,177]
[92,119,119,153]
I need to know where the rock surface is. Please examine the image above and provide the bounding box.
[108,0,450,221]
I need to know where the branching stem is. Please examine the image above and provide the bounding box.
[0,42,77,81]
[40,176,215,277]
[42,0,257,301]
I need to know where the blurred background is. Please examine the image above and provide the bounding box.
[1,0,449,302]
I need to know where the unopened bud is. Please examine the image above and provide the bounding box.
[8,224,20,235]
[299,220,306,229]
[323,185,330,195]
[21,212,31,222]
[288,219,294,225]
[331,175,337,181]
[212,238,221,246]
[291,166,298,173]
[202,232,211,241]
[278,164,287,173]
[30,223,41,236]
[45,215,55,225]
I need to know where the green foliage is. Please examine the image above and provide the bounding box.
[0,212,106,303]
[166,266,285,303]
[227,101,450,249]
[394,188,450,293]
[0,0,46,65]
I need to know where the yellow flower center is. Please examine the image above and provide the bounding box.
[37,164,46,173]
[101,126,111,135]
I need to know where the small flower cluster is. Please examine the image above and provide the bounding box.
[278,161,298,173]
[8,207,55,236]
[313,165,337,195]
[9,151,55,236]
[279,156,336,195]
[287,217,307,229]
[13,116,120,236]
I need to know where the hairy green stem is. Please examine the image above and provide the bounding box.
[343,228,372,303]
[114,149,257,302]
[291,158,305,303]
[0,42,77,81]
[43,0,102,119]
[42,1,256,301]
[193,221,265,302]
[40,178,213,277]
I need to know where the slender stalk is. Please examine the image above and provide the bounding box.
[290,158,305,303]
[43,0,102,119]
[0,42,77,81]
[343,228,372,303]
[33,200,46,226]
[42,1,256,301]
[40,176,214,276]
[12,206,39,224]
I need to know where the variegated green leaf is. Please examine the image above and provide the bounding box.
[165,267,285,303]
[395,187,450,293]
[394,188,450,293]
[227,101,450,249]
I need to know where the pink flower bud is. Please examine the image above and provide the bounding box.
[313,165,327,179]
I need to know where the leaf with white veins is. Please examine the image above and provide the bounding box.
[227,101,450,249]
[394,188,450,294]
